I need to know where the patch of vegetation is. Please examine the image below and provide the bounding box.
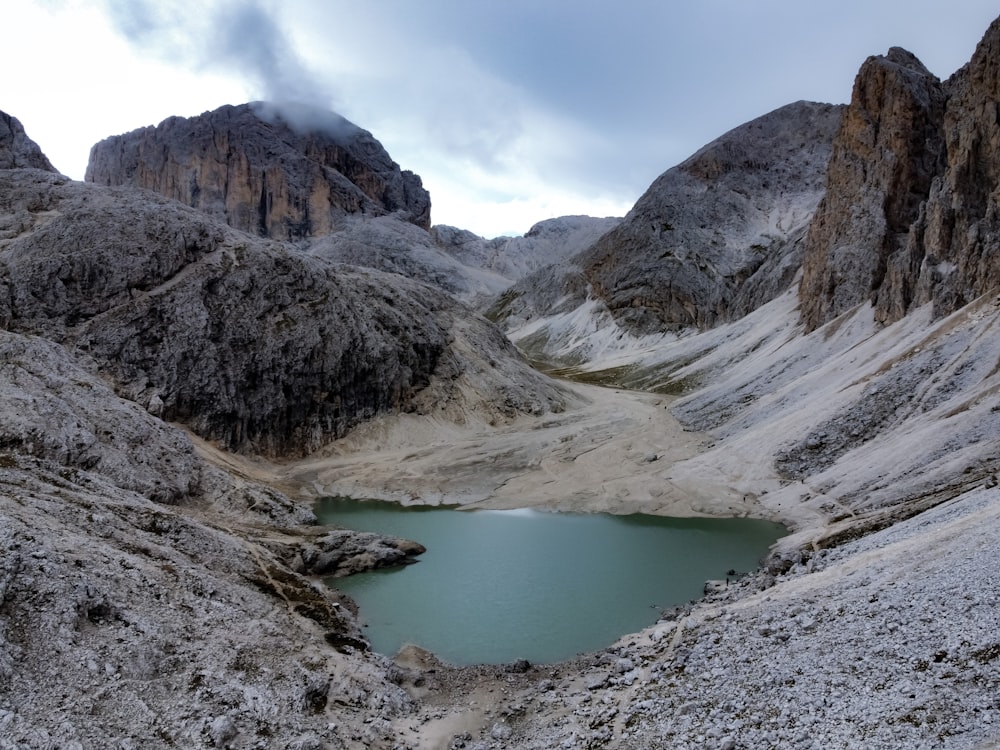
[249,563,352,634]
[484,289,522,324]
[544,363,640,388]
[650,374,703,396]
[230,648,263,677]
[972,643,1000,663]
[513,329,555,362]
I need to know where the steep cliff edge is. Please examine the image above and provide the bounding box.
[85,102,431,240]
[801,17,1000,330]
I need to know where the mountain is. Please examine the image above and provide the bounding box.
[301,213,618,308]
[5,13,1000,749]
[0,168,568,457]
[86,102,432,239]
[0,111,56,172]
[0,107,576,747]
[490,100,844,363]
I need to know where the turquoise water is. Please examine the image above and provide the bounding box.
[315,497,784,666]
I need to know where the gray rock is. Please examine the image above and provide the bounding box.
[615,657,635,674]
[86,101,431,237]
[0,169,568,457]
[801,18,1000,331]
[572,101,843,334]
[208,715,237,747]
[799,48,946,331]
[490,722,513,740]
[0,110,56,172]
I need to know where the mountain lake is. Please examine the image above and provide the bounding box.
[316,497,785,665]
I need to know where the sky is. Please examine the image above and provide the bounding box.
[5,1,999,237]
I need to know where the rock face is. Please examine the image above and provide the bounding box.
[0,171,566,458]
[0,335,421,747]
[799,49,948,329]
[85,102,431,240]
[301,214,620,311]
[575,101,844,333]
[0,111,56,172]
[433,215,622,283]
[800,18,1000,330]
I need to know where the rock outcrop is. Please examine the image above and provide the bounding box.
[85,102,431,240]
[799,49,948,330]
[267,529,426,578]
[800,18,1000,330]
[433,215,622,283]
[575,101,844,333]
[0,111,56,172]
[1,172,566,458]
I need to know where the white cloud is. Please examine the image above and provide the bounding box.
[6,1,246,179]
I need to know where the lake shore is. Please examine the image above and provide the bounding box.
[271,381,812,527]
[185,378,1000,749]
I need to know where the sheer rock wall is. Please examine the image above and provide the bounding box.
[85,102,431,240]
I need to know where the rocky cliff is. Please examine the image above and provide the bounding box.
[85,102,431,240]
[577,101,844,333]
[800,17,1000,330]
[0,112,57,172]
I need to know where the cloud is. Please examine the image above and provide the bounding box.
[50,0,1000,237]
[102,0,334,108]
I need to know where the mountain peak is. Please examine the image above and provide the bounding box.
[85,102,431,240]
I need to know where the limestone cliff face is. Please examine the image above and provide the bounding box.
[0,111,56,172]
[573,101,843,333]
[910,17,1000,319]
[800,16,1000,330]
[85,102,431,240]
[799,49,947,330]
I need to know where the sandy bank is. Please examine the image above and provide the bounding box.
[272,381,780,521]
